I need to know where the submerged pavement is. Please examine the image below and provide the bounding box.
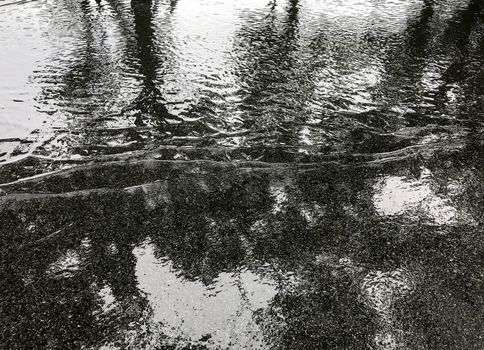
[1,141,484,349]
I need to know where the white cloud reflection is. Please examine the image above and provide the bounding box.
[134,241,277,349]
[373,168,459,224]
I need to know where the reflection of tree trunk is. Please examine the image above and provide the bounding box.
[287,0,298,31]
[132,0,156,88]
[169,0,178,13]
[431,0,483,115]
[441,0,482,85]
[55,0,107,113]
[406,0,433,61]
[128,0,173,125]
[234,0,302,147]
[378,0,434,108]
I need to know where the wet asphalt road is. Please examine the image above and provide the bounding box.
[1,0,484,349]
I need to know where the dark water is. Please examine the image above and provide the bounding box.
[1,0,484,349]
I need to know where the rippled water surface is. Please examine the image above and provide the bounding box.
[1,0,484,349]
[1,0,483,163]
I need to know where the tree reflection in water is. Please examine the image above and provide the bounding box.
[125,0,173,126]
[1,138,484,348]
[0,0,484,349]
